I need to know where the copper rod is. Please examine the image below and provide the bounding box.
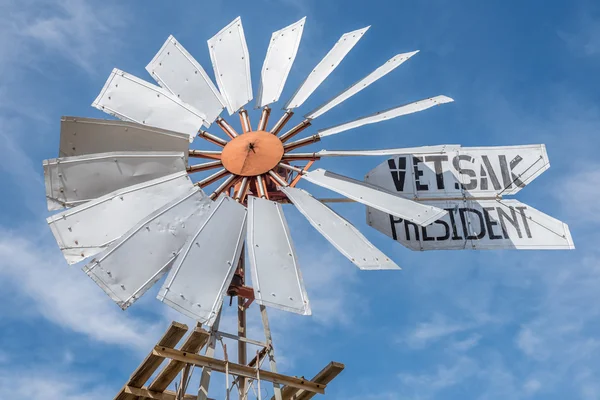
[187,160,223,173]
[216,117,239,139]
[188,150,222,160]
[239,109,251,133]
[281,153,320,161]
[198,130,227,147]
[196,168,229,188]
[257,106,271,131]
[278,119,311,143]
[210,174,238,200]
[268,170,288,187]
[290,160,314,188]
[283,134,321,152]
[269,110,294,135]
[256,175,267,198]
[234,177,249,201]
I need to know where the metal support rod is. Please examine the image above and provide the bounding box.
[189,150,222,160]
[187,160,223,173]
[268,170,288,187]
[277,163,304,174]
[216,331,268,348]
[210,175,238,200]
[269,110,294,135]
[281,153,320,161]
[237,249,247,400]
[216,117,239,139]
[260,305,283,400]
[256,175,267,199]
[283,134,321,152]
[198,130,228,147]
[289,160,315,188]
[239,109,251,133]
[234,177,249,202]
[197,169,230,188]
[278,119,311,143]
[197,311,222,400]
[257,106,271,131]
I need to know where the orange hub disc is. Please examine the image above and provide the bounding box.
[221,131,284,176]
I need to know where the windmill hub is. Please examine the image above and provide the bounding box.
[221,130,284,176]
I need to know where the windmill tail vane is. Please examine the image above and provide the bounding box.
[43,16,573,329]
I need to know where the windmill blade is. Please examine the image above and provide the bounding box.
[47,172,193,265]
[84,188,215,310]
[158,196,247,327]
[208,17,252,114]
[305,51,419,120]
[59,117,190,160]
[246,196,310,315]
[92,68,206,139]
[281,187,399,270]
[256,17,306,108]
[302,168,447,227]
[44,151,186,211]
[284,26,370,110]
[146,35,226,126]
[318,95,454,137]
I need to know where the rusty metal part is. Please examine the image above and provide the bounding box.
[268,170,288,187]
[278,119,312,143]
[196,168,230,188]
[256,175,268,199]
[281,152,320,161]
[198,130,228,147]
[239,109,251,133]
[189,150,222,160]
[187,160,223,173]
[283,134,321,152]
[257,106,271,131]
[290,160,315,188]
[209,174,238,199]
[221,131,284,176]
[269,110,294,135]
[216,117,239,139]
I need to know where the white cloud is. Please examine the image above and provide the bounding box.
[403,314,473,349]
[555,165,600,224]
[451,334,482,352]
[0,228,165,351]
[516,327,546,360]
[523,379,542,395]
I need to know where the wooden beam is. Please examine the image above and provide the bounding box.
[274,362,345,400]
[153,346,326,395]
[124,386,213,400]
[148,326,210,392]
[114,322,188,400]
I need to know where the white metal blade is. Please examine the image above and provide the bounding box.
[256,17,306,108]
[246,196,310,315]
[318,95,454,137]
[47,172,193,265]
[59,117,190,160]
[302,168,447,227]
[158,196,247,326]
[281,187,399,270]
[314,145,461,157]
[305,51,418,119]
[44,151,186,211]
[284,26,370,110]
[83,188,213,310]
[146,35,226,126]
[208,17,252,114]
[92,68,206,139]
[368,199,574,251]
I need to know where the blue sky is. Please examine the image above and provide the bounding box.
[1,0,599,398]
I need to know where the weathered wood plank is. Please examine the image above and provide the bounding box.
[276,362,345,400]
[114,322,188,400]
[124,386,210,400]
[148,326,210,392]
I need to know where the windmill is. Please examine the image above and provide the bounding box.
[43,16,574,399]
